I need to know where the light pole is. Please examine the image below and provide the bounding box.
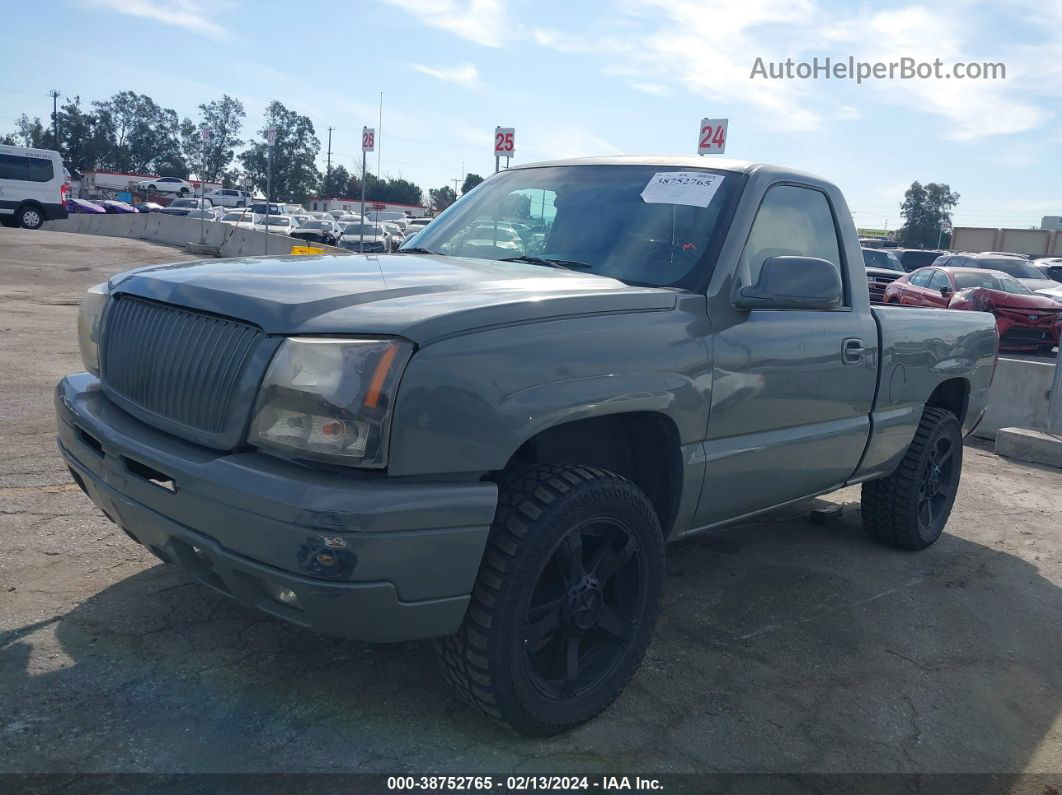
[199,125,210,246]
[265,126,276,253]
[361,126,374,254]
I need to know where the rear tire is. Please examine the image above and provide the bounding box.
[16,204,44,229]
[435,463,664,736]
[861,407,962,550]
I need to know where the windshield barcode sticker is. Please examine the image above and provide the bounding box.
[640,172,725,208]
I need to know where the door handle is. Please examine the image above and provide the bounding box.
[842,338,865,365]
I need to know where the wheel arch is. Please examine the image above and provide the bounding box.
[925,377,970,424]
[501,411,685,538]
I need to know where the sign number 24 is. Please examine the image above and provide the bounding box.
[697,118,727,154]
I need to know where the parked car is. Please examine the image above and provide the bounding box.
[61,156,998,735]
[0,144,69,228]
[132,202,165,213]
[205,188,253,208]
[290,213,313,228]
[405,217,432,234]
[884,266,1061,353]
[891,248,946,272]
[65,198,106,214]
[447,221,524,258]
[334,213,363,226]
[338,221,392,252]
[368,210,409,231]
[937,252,1057,292]
[283,203,306,216]
[381,221,406,245]
[1033,257,1062,283]
[184,208,222,221]
[160,198,213,217]
[136,176,194,196]
[250,201,285,216]
[253,215,296,234]
[862,247,904,304]
[219,210,257,229]
[99,200,139,214]
[290,220,341,245]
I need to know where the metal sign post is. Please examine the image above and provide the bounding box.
[362,127,375,253]
[265,126,276,253]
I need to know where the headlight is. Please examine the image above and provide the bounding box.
[248,337,413,468]
[77,282,110,375]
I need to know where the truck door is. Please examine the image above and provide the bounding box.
[694,183,879,526]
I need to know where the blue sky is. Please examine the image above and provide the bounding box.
[2,0,1060,229]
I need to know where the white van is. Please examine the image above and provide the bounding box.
[0,144,69,229]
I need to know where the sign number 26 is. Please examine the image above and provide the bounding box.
[697,118,728,154]
[362,127,375,152]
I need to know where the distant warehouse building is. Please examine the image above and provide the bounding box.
[1042,216,1062,231]
[304,196,427,217]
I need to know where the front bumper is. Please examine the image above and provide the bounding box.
[55,373,497,642]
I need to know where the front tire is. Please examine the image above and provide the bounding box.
[435,463,664,736]
[861,407,962,550]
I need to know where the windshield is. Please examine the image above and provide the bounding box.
[170,199,195,208]
[981,259,1044,279]
[222,213,246,221]
[299,221,327,229]
[898,251,940,269]
[954,272,1033,294]
[262,216,289,225]
[408,165,739,288]
[342,223,381,235]
[863,248,904,271]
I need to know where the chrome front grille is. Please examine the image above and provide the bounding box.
[101,296,264,435]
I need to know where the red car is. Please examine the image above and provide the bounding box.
[884,266,1062,352]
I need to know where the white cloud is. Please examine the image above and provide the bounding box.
[410,63,482,88]
[630,82,672,96]
[80,0,227,38]
[383,0,512,47]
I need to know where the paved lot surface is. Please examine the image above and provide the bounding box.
[1,227,1061,775]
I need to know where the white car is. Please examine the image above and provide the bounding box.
[205,188,253,208]
[253,215,296,234]
[0,144,69,229]
[220,210,258,230]
[136,176,194,195]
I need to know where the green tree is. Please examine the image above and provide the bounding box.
[323,164,351,197]
[461,173,484,194]
[898,181,959,249]
[55,96,111,174]
[180,95,245,184]
[429,185,457,212]
[92,91,186,175]
[9,114,48,148]
[238,101,321,202]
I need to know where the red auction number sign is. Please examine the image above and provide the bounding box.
[494,127,515,157]
[362,127,375,152]
[697,118,728,154]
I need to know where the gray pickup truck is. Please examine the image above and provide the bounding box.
[57,157,998,735]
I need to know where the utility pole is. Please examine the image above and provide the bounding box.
[325,126,334,196]
[49,89,60,149]
[451,178,461,196]
[377,93,382,178]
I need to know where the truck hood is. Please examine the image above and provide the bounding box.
[108,252,677,343]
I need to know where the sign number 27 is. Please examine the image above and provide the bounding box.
[697,118,728,154]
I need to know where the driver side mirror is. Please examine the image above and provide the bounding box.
[733,256,843,311]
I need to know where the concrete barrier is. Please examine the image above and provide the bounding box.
[42,212,347,258]
[973,357,1057,440]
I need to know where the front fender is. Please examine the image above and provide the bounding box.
[387,305,713,477]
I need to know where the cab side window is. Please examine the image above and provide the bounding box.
[742,184,844,299]
[909,270,933,287]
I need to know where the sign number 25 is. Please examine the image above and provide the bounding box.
[697,118,728,154]
[494,127,515,157]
